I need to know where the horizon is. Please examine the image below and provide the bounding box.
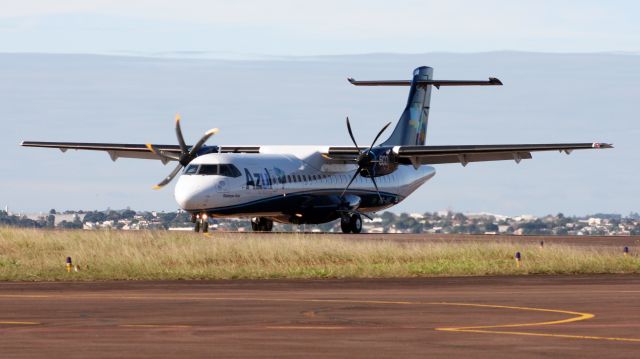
[1,49,640,60]
[4,205,637,219]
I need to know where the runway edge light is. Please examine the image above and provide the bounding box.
[515,252,522,268]
[624,247,629,256]
[66,257,72,273]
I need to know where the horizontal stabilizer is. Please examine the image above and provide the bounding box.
[348,77,502,88]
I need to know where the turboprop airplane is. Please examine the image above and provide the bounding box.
[22,66,612,233]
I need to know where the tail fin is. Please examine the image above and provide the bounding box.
[347,66,502,147]
[381,66,433,146]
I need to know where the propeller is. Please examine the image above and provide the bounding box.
[340,117,391,201]
[147,114,219,189]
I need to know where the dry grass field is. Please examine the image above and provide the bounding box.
[0,227,638,281]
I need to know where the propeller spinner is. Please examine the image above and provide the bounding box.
[146,114,219,189]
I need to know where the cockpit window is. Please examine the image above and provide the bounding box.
[184,164,199,175]
[195,164,242,178]
[198,164,219,175]
[219,164,242,177]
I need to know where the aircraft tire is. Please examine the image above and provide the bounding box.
[252,217,273,232]
[263,218,273,232]
[351,214,362,234]
[194,220,201,233]
[340,216,353,234]
[202,220,209,233]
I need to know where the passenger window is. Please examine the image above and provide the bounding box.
[184,165,199,175]
[297,175,302,182]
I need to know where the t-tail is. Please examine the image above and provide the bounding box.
[348,66,503,147]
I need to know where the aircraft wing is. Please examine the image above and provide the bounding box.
[21,141,183,162]
[21,141,261,163]
[326,142,613,167]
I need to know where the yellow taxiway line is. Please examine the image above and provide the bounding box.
[1,294,639,342]
[433,302,640,342]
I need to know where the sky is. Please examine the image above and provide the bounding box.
[1,1,638,216]
[1,0,639,57]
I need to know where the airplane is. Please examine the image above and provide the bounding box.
[22,66,612,233]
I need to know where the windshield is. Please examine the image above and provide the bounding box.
[198,164,219,175]
[184,164,199,175]
[184,164,241,178]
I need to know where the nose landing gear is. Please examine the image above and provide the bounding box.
[192,213,210,233]
[341,213,362,234]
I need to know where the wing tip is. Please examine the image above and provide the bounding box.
[593,142,614,149]
[489,77,503,85]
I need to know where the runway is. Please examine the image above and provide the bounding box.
[1,276,640,358]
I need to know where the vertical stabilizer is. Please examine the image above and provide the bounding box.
[380,66,433,146]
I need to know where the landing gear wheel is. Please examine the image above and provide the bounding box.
[194,220,201,233]
[263,219,273,232]
[251,217,274,232]
[340,213,363,234]
[351,214,362,234]
[202,220,209,233]
[341,217,352,233]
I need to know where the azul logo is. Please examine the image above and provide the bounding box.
[244,167,286,189]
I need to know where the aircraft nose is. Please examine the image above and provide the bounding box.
[174,177,208,210]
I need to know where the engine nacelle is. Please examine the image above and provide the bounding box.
[360,147,398,177]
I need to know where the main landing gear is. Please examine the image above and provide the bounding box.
[193,213,209,233]
[251,217,274,232]
[341,213,362,234]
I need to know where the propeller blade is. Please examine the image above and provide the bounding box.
[368,122,392,151]
[369,175,383,202]
[145,144,180,163]
[174,114,189,154]
[341,167,361,198]
[346,117,360,149]
[152,163,184,190]
[188,128,219,156]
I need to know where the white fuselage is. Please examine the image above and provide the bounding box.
[174,146,435,218]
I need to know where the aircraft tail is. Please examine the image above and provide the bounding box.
[347,66,502,147]
[381,66,433,146]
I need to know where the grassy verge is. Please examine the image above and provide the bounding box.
[0,227,638,281]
